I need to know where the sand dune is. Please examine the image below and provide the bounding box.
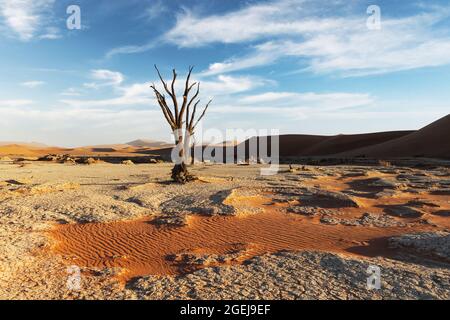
[126,139,172,149]
[0,144,70,157]
[238,131,412,158]
[236,114,449,159]
[339,114,450,159]
[301,131,413,156]
[1,115,449,160]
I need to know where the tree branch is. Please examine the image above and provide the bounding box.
[193,99,212,130]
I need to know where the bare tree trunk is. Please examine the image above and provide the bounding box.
[150,65,211,183]
[171,130,195,183]
[183,132,191,165]
[191,140,195,165]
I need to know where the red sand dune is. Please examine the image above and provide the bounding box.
[0,144,70,157]
[338,114,450,159]
[301,131,414,156]
[236,114,449,159]
[1,115,449,159]
[237,131,412,158]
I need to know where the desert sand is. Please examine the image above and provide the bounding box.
[1,157,449,299]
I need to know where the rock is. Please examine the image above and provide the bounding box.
[131,250,450,300]
[384,205,425,218]
[121,160,134,165]
[152,213,188,227]
[38,154,59,161]
[431,189,450,196]
[287,206,335,217]
[388,232,450,262]
[369,177,406,190]
[320,216,340,225]
[373,190,398,198]
[356,212,406,227]
[432,210,450,217]
[406,199,440,208]
[38,154,76,164]
[79,157,100,165]
[300,188,360,208]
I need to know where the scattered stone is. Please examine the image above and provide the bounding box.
[287,206,334,217]
[320,216,340,225]
[369,177,406,190]
[384,205,425,218]
[356,212,406,227]
[79,157,101,165]
[432,210,450,217]
[38,154,77,164]
[431,189,450,196]
[305,188,360,208]
[406,199,440,208]
[121,160,134,165]
[373,190,398,198]
[131,251,450,300]
[388,232,450,262]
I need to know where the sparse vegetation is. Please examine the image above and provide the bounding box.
[151,66,212,183]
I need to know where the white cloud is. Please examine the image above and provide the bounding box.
[238,92,373,110]
[208,91,374,121]
[62,80,153,108]
[141,0,167,21]
[83,69,125,89]
[21,80,45,88]
[106,41,157,59]
[39,26,61,40]
[0,0,55,41]
[60,87,82,97]
[166,0,347,47]
[64,69,270,108]
[164,0,450,76]
[0,99,33,107]
[198,75,271,96]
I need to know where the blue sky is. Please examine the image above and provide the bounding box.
[0,0,449,146]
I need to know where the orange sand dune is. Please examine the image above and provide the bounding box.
[340,114,450,159]
[0,142,169,158]
[241,131,413,158]
[50,197,433,282]
[0,144,70,157]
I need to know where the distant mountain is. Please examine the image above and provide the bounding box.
[126,139,172,149]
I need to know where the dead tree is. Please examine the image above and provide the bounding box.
[150,65,211,183]
[185,86,212,165]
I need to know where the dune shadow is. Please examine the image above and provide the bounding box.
[346,236,397,259]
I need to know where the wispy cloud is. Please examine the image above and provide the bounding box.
[105,41,158,59]
[83,69,125,89]
[62,69,271,108]
[238,92,373,111]
[60,87,83,97]
[164,0,450,76]
[0,0,55,41]
[39,26,61,39]
[209,91,374,122]
[21,80,45,88]
[141,0,167,21]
